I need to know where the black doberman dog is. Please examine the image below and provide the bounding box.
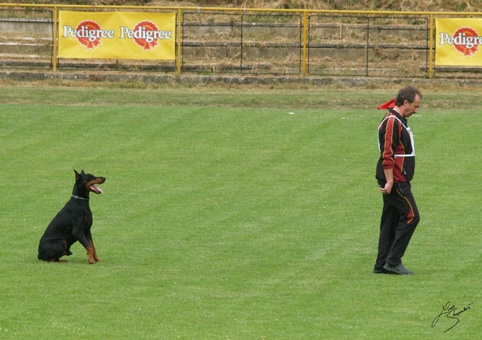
[38,170,106,264]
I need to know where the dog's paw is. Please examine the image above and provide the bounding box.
[51,259,68,263]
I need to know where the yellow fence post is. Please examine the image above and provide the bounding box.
[428,13,434,79]
[52,6,58,71]
[176,7,182,75]
[302,11,308,77]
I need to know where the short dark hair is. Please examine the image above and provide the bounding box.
[395,86,422,107]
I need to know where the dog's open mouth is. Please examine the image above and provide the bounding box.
[90,185,103,194]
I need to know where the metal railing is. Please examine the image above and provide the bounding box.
[1,3,481,79]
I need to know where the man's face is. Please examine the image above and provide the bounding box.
[400,94,421,118]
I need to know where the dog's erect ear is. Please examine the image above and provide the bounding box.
[74,169,81,181]
[81,170,85,175]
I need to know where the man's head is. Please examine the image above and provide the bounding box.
[395,86,422,118]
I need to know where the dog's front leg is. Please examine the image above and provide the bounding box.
[85,247,96,264]
[88,239,101,262]
[85,229,100,262]
[72,228,96,264]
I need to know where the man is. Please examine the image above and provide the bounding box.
[374,86,422,275]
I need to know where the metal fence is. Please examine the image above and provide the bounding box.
[0,4,480,79]
[0,8,53,69]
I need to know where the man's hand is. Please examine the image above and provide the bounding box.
[380,168,394,195]
[380,182,393,195]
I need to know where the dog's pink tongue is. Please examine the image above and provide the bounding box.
[90,185,103,194]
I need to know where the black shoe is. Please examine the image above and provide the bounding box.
[373,267,389,274]
[383,263,414,275]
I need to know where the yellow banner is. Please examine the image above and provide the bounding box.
[59,11,175,60]
[436,18,482,66]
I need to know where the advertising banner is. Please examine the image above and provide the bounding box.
[436,18,482,66]
[59,11,175,60]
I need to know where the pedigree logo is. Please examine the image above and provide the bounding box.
[439,27,480,57]
[120,21,172,51]
[62,21,115,50]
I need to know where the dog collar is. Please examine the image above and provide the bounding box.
[72,195,88,201]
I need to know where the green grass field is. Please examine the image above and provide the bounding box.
[1,85,481,339]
